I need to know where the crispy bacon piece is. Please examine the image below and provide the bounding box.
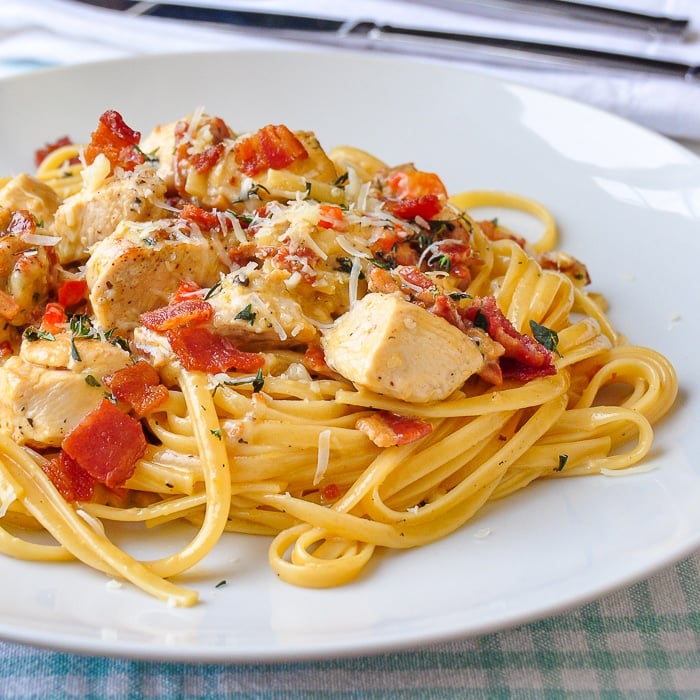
[62,399,147,489]
[179,203,222,232]
[233,124,308,176]
[104,361,169,417]
[140,298,214,332]
[463,296,555,381]
[166,326,265,373]
[191,142,225,174]
[34,135,75,168]
[42,451,96,502]
[478,219,526,248]
[357,411,433,447]
[84,109,145,172]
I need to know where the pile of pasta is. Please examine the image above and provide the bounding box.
[0,109,677,606]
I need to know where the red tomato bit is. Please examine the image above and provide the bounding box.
[57,279,88,308]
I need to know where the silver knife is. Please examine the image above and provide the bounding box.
[79,2,700,81]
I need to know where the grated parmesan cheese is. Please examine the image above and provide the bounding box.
[314,429,332,486]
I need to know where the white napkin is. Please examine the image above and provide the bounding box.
[1,0,698,140]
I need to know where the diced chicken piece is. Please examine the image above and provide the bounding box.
[52,163,168,264]
[0,207,57,326]
[207,266,318,350]
[0,174,61,229]
[0,333,131,447]
[321,292,484,403]
[85,219,232,333]
[139,119,178,189]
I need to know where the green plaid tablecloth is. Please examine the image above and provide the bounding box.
[0,552,698,699]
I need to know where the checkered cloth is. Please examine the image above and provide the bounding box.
[0,553,698,698]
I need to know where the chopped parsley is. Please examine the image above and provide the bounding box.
[22,327,55,342]
[235,304,257,326]
[556,454,569,472]
[530,319,562,357]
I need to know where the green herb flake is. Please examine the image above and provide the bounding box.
[23,327,55,342]
[235,304,257,326]
[85,374,101,388]
[530,319,562,357]
[210,428,222,441]
[215,580,227,589]
[204,281,222,300]
[70,338,81,362]
[556,454,569,472]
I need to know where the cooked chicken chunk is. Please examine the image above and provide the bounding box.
[0,174,61,229]
[207,266,318,350]
[85,218,233,333]
[52,162,168,264]
[0,333,131,447]
[0,207,57,326]
[321,293,484,403]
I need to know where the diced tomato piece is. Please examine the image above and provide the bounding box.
[381,169,448,221]
[57,279,88,308]
[84,109,145,172]
[233,124,308,176]
[42,451,96,502]
[62,399,147,489]
[34,135,75,168]
[321,483,342,502]
[40,302,67,332]
[104,361,169,417]
[166,326,264,373]
[303,344,330,375]
[140,298,213,332]
[317,204,347,231]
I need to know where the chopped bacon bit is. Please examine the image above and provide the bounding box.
[42,451,96,502]
[62,399,147,489]
[4,210,36,235]
[357,411,433,447]
[429,240,473,279]
[0,290,20,322]
[34,135,75,168]
[381,169,448,221]
[84,109,145,172]
[104,361,169,417]
[139,298,214,332]
[40,302,66,331]
[57,279,88,308]
[179,203,221,232]
[233,124,308,176]
[263,245,319,282]
[463,296,555,381]
[318,204,347,231]
[166,326,265,373]
[191,142,225,174]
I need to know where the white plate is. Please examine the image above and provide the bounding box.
[0,50,699,663]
